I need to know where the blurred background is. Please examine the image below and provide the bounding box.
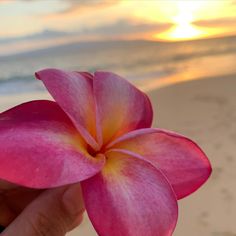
[0,1,236,236]
[1,0,236,93]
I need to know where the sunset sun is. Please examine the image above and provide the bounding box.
[165,15,202,40]
[154,1,214,41]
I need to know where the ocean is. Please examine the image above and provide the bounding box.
[0,35,236,95]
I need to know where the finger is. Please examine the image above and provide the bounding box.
[0,225,5,233]
[0,196,16,227]
[0,187,43,226]
[2,183,85,236]
[0,180,17,191]
[68,211,84,232]
[3,188,43,215]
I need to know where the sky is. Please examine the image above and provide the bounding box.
[1,0,236,56]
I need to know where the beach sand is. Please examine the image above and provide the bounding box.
[0,75,235,236]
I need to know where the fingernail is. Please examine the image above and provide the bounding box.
[62,184,85,216]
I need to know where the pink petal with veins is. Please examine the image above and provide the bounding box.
[35,69,99,150]
[81,150,178,236]
[0,100,105,188]
[108,128,212,199]
[94,71,153,145]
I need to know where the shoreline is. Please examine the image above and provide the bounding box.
[1,73,235,112]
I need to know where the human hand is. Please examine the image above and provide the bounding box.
[0,180,84,236]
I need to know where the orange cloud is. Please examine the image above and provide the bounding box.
[79,19,172,40]
[46,0,119,18]
[194,17,236,27]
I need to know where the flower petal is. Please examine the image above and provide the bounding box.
[0,100,105,188]
[81,150,178,236]
[108,128,212,199]
[35,69,99,150]
[94,71,153,145]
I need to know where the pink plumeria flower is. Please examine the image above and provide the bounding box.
[0,69,211,236]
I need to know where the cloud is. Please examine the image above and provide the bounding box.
[49,0,119,15]
[0,19,172,44]
[0,29,69,44]
[0,0,11,3]
[0,0,118,15]
[0,19,172,56]
[38,0,122,33]
[80,19,172,38]
[194,17,236,28]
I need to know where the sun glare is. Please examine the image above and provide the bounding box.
[155,1,209,41]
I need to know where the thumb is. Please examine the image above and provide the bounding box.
[2,183,85,236]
